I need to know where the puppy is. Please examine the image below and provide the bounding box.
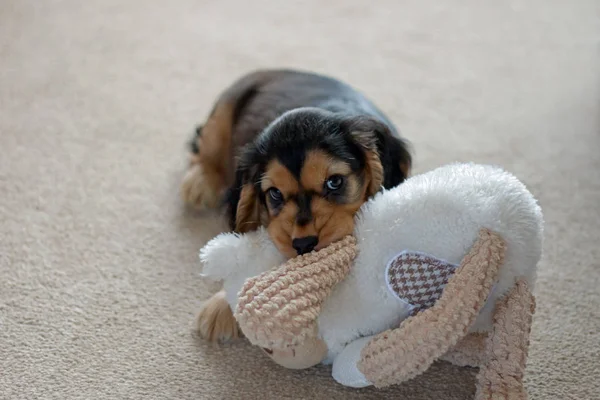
[183,70,412,342]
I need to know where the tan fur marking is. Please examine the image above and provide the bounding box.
[300,151,351,192]
[292,224,318,240]
[198,103,234,171]
[364,150,384,196]
[235,184,263,233]
[181,103,234,208]
[261,160,300,196]
[267,201,298,258]
[399,161,411,178]
[312,196,362,251]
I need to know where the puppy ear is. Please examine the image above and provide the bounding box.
[343,116,412,195]
[226,144,266,233]
[235,183,263,233]
[362,141,385,197]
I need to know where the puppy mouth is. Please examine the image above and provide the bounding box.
[275,220,353,258]
[286,232,346,256]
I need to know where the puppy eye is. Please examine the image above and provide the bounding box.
[325,175,344,191]
[268,187,283,202]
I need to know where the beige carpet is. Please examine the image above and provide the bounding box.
[1,1,599,399]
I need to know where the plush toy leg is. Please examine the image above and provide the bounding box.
[475,279,535,400]
[358,228,505,388]
[441,332,488,367]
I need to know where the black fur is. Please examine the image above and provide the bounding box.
[294,192,313,226]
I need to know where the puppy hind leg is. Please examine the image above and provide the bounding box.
[181,104,233,209]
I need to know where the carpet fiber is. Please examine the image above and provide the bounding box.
[1,1,598,399]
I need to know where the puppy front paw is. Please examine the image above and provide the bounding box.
[181,163,222,209]
[196,290,241,342]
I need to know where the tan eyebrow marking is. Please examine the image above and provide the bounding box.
[261,159,300,196]
[300,150,352,192]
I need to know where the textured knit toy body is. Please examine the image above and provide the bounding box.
[200,163,543,399]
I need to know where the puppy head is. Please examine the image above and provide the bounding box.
[228,108,411,258]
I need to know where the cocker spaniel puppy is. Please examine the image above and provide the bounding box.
[182,69,412,341]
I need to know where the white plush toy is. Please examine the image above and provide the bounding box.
[199,163,543,398]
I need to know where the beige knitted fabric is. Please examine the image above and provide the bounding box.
[441,332,488,368]
[475,279,535,400]
[235,236,357,349]
[357,229,505,388]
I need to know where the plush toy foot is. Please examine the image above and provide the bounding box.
[332,336,375,388]
[475,279,535,400]
[197,290,241,342]
[266,336,328,370]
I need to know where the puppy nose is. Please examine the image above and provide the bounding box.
[292,236,318,255]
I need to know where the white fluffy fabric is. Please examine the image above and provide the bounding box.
[200,162,544,363]
[200,227,286,309]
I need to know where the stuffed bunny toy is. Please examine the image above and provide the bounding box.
[199,163,543,399]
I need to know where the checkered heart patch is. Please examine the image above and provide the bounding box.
[385,251,459,316]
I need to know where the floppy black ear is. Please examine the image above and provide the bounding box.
[373,125,412,188]
[343,115,412,193]
[225,144,266,233]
